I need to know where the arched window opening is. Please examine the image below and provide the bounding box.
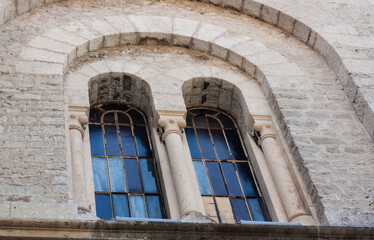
[185,108,269,223]
[88,104,165,220]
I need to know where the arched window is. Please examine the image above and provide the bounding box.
[185,108,269,223]
[88,104,165,220]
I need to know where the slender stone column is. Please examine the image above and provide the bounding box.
[157,110,205,219]
[254,122,315,225]
[69,113,89,211]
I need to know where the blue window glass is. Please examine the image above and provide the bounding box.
[221,162,242,196]
[95,194,112,220]
[104,125,120,156]
[237,162,259,197]
[139,158,159,194]
[145,195,163,219]
[186,108,269,223]
[196,129,216,159]
[185,128,202,159]
[92,157,109,192]
[247,198,267,221]
[119,126,136,157]
[193,161,212,195]
[108,158,126,193]
[231,198,251,221]
[211,129,231,160]
[225,130,246,160]
[89,125,105,155]
[124,158,143,193]
[129,195,147,218]
[113,194,130,218]
[206,161,227,196]
[89,105,164,220]
[134,126,152,157]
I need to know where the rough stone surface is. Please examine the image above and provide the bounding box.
[0,0,372,229]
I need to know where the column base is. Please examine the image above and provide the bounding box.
[181,212,216,223]
[290,214,317,225]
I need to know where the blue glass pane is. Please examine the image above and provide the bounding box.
[95,194,112,220]
[211,129,231,160]
[225,130,246,160]
[206,161,227,196]
[231,198,251,221]
[119,126,137,157]
[196,129,216,159]
[108,158,126,192]
[139,158,159,194]
[128,109,144,124]
[236,162,259,197]
[247,198,267,221]
[92,157,109,192]
[104,125,121,156]
[145,195,163,219]
[194,115,207,127]
[89,108,103,123]
[89,125,105,155]
[193,161,212,195]
[218,114,235,128]
[117,112,130,124]
[129,195,147,218]
[208,117,221,128]
[185,128,202,159]
[124,158,143,193]
[134,126,152,157]
[103,112,115,123]
[113,194,130,218]
[221,162,242,196]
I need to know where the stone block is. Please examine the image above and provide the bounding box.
[0,201,10,218]
[210,43,228,59]
[227,50,243,68]
[76,41,89,58]
[293,20,310,43]
[16,0,30,14]
[62,21,100,40]
[43,28,87,47]
[192,38,210,53]
[29,0,44,8]
[80,17,118,36]
[260,5,279,25]
[27,36,76,55]
[128,15,172,34]
[88,36,104,52]
[278,12,294,34]
[104,15,136,33]
[246,51,288,66]
[105,61,125,73]
[193,23,227,42]
[242,58,256,77]
[221,0,243,11]
[11,202,77,219]
[307,30,317,47]
[213,32,251,49]
[19,47,67,66]
[230,40,269,57]
[3,1,15,22]
[242,0,262,18]
[103,33,121,47]
[16,61,64,75]
[343,59,374,75]
[173,18,199,38]
[260,62,304,76]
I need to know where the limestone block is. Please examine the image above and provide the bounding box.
[76,41,89,58]
[260,5,279,25]
[11,202,77,219]
[76,65,100,79]
[193,23,227,43]
[120,32,139,46]
[104,34,121,47]
[3,0,15,22]
[213,32,251,50]
[105,61,125,73]
[293,20,310,43]
[27,36,76,57]
[165,68,193,82]
[308,30,317,47]
[80,17,118,36]
[89,36,104,52]
[260,63,304,76]
[246,51,288,66]
[0,201,10,218]
[19,47,68,66]
[128,15,172,34]
[88,62,111,75]
[16,0,30,14]
[227,50,243,68]
[43,28,88,54]
[242,0,262,18]
[314,34,341,72]
[65,71,90,89]
[221,0,243,11]
[230,40,269,57]
[61,21,101,40]
[210,43,228,59]
[104,15,136,33]
[16,61,63,75]
[192,39,210,53]
[173,18,199,45]
[278,12,295,34]
[343,59,374,75]
[242,58,256,76]
[123,62,144,75]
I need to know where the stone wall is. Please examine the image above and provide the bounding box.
[0,0,373,227]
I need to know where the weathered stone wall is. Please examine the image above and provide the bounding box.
[0,0,373,227]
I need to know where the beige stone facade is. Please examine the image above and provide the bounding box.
[0,0,373,237]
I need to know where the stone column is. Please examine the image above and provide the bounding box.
[254,122,315,225]
[157,110,207,221]
[69,113,89,211]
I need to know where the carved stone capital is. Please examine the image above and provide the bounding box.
[69,113,89,137]
[157,110,187,141]
[254,121,276,145]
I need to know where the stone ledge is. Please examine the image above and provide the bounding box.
[0,219,372,239]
